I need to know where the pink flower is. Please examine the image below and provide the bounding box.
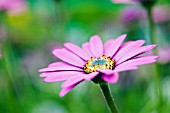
[112,0,137,3]
[120,5,170,24]
[112,0,156,4]
[158,47,170,64]
[39,34,158,97]
[0,0,26,14]
[152,6,170,23]
[120,6,146,23]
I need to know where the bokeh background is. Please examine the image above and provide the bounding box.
[0,0,170,113]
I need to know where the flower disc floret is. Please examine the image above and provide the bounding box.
[84,55,115,74]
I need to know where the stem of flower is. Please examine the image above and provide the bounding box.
[147,7,156,45]
[146,5,163,112]
[99,83,119,113]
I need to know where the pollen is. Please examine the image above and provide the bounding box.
[84,55,115,74]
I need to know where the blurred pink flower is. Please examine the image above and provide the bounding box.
[158,47,170,64]
[152,6,170,23]
[120,5,170,24]
[120,7,146,23]
[112,0,156,4]
[112,0,137,3]
[0,0,26,14]
[39,34,158,97]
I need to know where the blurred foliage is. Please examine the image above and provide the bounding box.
[0,0,170,113]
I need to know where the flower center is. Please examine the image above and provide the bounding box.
[84,55,115,74]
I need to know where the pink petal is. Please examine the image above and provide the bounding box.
[113,0,136,3]
[38,62,83,72]
[84,72,99,81]
[116,44,157,65]
[120,41,134,47]
[59,72,99,96]
[90,35,103,57]
[113,41,134,56]
[104,39,114,50]
[59,87,73,97]
[59,82,81,97]
[64,42,91,60]
[40,71,83,77]
[48,62,67,67]
[44,75,75,82]
[114,40,145,61]
[52,49,85,67]
[82,42,93,56]
[116,56,158,68]
[102,72,119,84]
[61,75,85,88]
[105,34,126,57]
[114,66,138,72]
[99,69,114,75]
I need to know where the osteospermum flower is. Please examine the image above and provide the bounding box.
[0,0,26,14]
[112,0,156,4]
[152,6,170,23]
[39,34,158,97]
[120,6,146,23]
[112,0,137,4]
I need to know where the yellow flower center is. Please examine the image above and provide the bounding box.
[84,55,115,74]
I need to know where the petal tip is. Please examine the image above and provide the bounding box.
[39,73,45,77]
[138,40,146,44]
[152,44,158,48]
[63,42,70,47]
[90,35,101,40]
[38,69,43,72]
[154,44,158,47]
[119,34,127,39]
[52,49,58,55]
[59,92,65,97]
[122,34,127,37]
[43,79,48,82]
[155,56,159,59]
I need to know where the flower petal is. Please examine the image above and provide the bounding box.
[101,72,119,84]
[59,82,81,97]
[84,72,99,81]
[99,69,114,75]
[48,62,66,67]
[116,56,159,68]
[90,35,103,57]
[114,40,145,61]
[64,42,91,60]
[120,41,134,47]
[104,39,114,50]
[105,34,126,57]
[82,42,93,56]
[59,72,95,96]
[38,62,83,72]
[61,75,85,88]
[116,44,157,65]
[40,71,83,77]
[44,74,75,82]
[52,49,85,67]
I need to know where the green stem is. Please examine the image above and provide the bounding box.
[147,7,156,45]
[99,83,119,113]
[146,5,163,112]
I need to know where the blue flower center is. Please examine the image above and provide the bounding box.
[84,55,115,74]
